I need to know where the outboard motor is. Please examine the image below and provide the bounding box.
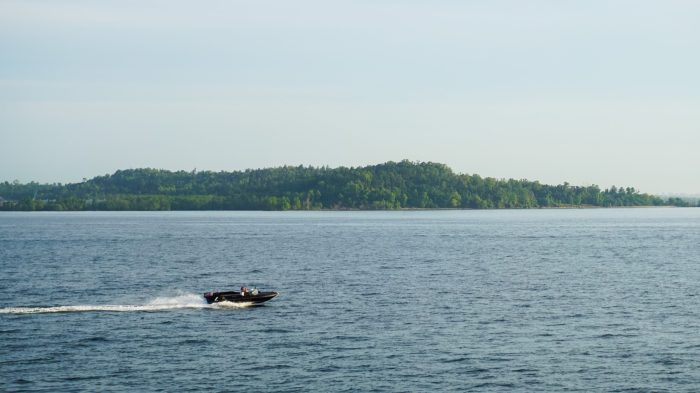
[203,292,215,303]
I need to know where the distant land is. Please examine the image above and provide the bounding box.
[0,160,696,211]
[658,193,700,205]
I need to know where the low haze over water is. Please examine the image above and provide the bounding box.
[1,209,700,391]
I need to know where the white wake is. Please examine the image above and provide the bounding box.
[0,293,253,314]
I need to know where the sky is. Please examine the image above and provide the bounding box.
[1,1,699,194]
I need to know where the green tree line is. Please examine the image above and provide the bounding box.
[0,160,695,211]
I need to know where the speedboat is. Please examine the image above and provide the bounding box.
[203,289,278,304]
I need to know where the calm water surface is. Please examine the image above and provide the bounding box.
[1,209,700,392]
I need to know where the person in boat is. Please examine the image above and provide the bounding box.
[252,287,259,296]
[240,286,246,296]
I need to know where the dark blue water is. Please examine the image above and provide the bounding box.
[1,209,700,392]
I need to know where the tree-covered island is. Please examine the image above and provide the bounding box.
[0,160,695,211]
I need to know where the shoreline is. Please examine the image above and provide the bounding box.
[0,205,689,213]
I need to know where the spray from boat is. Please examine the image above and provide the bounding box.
[0,292,255,314]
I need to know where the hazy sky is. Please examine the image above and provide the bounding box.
[1,1,699,194]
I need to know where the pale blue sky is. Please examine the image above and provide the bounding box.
[1,1,699,193]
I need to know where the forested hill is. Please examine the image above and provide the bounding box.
[0,160,692,211]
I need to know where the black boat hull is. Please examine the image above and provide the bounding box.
[204,291,278,304]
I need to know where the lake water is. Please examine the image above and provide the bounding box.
[1,209,700,392]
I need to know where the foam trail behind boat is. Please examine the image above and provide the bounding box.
[0,293,252,314]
